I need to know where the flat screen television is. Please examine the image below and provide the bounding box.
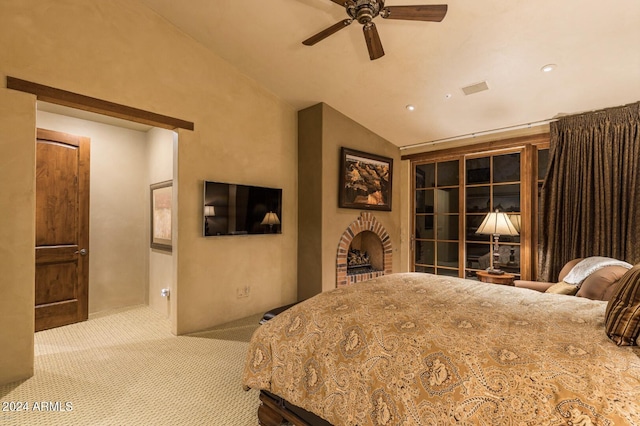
[203,181,282,236]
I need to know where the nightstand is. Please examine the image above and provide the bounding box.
[476,270,515,286]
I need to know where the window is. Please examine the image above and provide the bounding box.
[465,151,521,278]
[414,160,460,276]
[408,134,549,280]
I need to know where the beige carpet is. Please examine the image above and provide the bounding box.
[0,306,263,425]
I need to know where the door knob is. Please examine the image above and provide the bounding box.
[75,248,87,256]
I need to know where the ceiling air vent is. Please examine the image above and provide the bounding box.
[461,81,489,96]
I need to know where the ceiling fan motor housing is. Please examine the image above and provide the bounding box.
[303,0,447,61]
[347,0,385,24]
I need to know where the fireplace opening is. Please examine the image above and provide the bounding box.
[336,212,392,287]
[347,231,383,276]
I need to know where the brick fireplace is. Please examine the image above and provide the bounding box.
[336,212,392,287]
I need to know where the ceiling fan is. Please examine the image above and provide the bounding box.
[303,0,448,60]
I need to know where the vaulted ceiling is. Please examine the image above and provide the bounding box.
[140,0,640,148]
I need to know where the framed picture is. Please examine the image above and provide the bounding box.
[150,180,173,252]
[339,147,393,211]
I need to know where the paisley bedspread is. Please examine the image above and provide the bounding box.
[242,273,640,425]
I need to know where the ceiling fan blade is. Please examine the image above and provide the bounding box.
[302,19,352,46]
[381,5,448,22]
[329,0,348,5]
[363,22,384,60]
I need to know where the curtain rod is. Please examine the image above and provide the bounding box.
[399,119,556,151]
[555,101,639,120]
[401,101,639,151]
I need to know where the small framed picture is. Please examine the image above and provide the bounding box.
[150,180,172,251]
[339,147,393,211]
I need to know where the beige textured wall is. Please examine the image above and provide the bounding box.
[298,103,402,295]
[297,105,324,299]
[0,89,35,383]
[0,0,297,380]
[146,128,175,318]
[36,111,149,314]
[321,104,402,292]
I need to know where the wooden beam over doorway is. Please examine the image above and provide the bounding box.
[6,76,194,131]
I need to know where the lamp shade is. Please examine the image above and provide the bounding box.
[261,212,280,226]
[476,210,519,236]
[204,206,216,217]
[508,213,521,233]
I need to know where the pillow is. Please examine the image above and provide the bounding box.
[545,281,579,295]
[605,264,640,346]
[576,265,629,301]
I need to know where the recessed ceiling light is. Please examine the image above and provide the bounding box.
[541,64,557,73]
[406,104,415,111]
[444,94,452,99]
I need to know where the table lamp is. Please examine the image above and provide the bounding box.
[476,209,520,274]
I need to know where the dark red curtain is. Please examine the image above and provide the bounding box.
[540,102,640,281]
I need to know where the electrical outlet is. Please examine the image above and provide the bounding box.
[236,285,250,298]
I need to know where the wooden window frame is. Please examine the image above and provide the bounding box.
[405,133,550,281]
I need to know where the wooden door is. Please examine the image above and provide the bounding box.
[35,129,90,332]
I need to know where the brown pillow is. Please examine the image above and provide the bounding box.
[545,281,579,295]
[576,265,630,301]
[605,264,640,346]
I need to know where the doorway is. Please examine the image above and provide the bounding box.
[36,102,176,326]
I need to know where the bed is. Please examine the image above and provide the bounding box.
[242,273,640,425]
